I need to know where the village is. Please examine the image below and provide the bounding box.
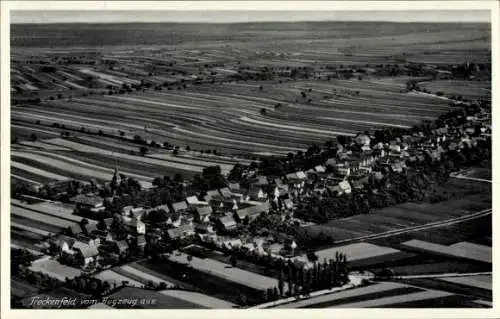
[10,93,491,307]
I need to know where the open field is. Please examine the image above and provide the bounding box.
[117,265,175,288]
[418,80,491,101]
[93,270,144,288]
[311,243,406,268]
[12,199,83,223]
[28,258,82,281]
[107,287,206,309]
[438,275,492,291]
[167,251,280,291]
[305,178,491,246]
[277,282,411,308]
[11,279,39,298]
[159,289,237,308]
[12,205,78,230]
[399,240,491,264]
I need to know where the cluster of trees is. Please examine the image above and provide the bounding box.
[11,248,37,276]
[190,165,227,194]
[64,275,111,297]
[97,173,142,198]
[277,253,349,297]
[104,178,187,214]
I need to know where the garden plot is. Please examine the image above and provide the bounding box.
[29,258,82,281]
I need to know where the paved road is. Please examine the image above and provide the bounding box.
[450,173,492,183]
[395,272,492,280]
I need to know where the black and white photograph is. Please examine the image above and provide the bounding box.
[1,1,497,315]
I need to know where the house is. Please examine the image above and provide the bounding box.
[373,171,384,181]
[102,218,114,230]
[242,242,256,253]
[221,238,242,250]
[219,187,232,198]
[52,235,76,254]
[286,171,307,185]
[327,185,343,196]
[325,158,337,167]
[218,215,237,231]
[185,196,199,206]
[123,217,146,235]
[144,204,170,215]
[114,240,129,255]
[291,256,313,269]
[204,189,221,202]
[247,186,266,201]
[391,162,404,173]
[254,176,269,186]
[314,165,326,173]
[166,213,183,227]
[235,202,270,222]
[338,180,352,194]
[351,180,365,190]
[228,183,241,193]
[195,206,212,223]
[122,206,144,219]
[172,201,188,213]
[68,223,83,236]
[355,133,371,146]
[72,242,99,267]
[136,235,147,250]
[195,222,214,233]
[337,167,351,177]
[266,243,284,257]
[167,224,195,240]
[70,194,105,213]
[82,222,98,235]
[283,198,294,210]
[270,186,281,200]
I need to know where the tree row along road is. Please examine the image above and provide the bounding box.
[333,208,492,245]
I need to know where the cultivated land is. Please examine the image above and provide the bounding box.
[10,22,490,187]
[10,21,492,309]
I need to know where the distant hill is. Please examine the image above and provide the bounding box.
[10,21,490,48]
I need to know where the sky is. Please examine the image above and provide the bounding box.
[11,10,491,24]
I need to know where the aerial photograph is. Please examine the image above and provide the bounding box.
[8,7,492,310]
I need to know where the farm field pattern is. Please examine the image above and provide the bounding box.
[10,22,491,188]
[10,21,492,309]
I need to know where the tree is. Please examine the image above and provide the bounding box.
[278,270,285,296]
[259,85,263,91]
[30,133,38,142]
[306,251,319,263]
[139,146,148,156]
[260,108,267,115]
[229,255,238,267]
